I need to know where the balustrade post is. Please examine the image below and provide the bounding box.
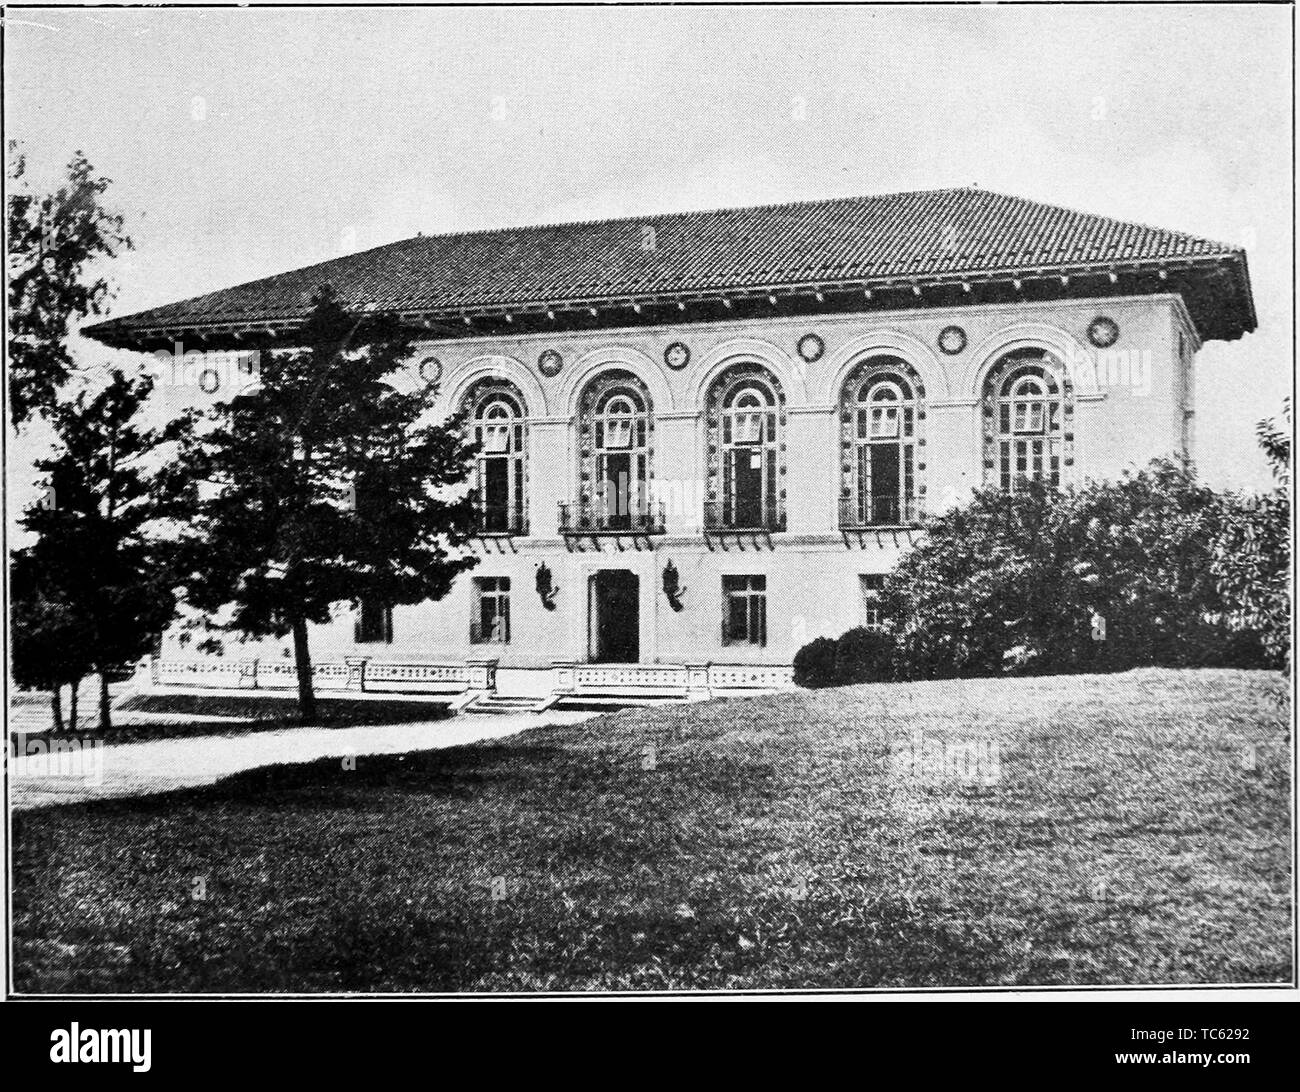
[550,659,576,695]
[686,661,712,702]
[344,656,369,692]
[466,656,499,692]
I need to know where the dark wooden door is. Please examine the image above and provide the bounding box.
[483,457,509,531]
[733,448,764,528]
[602,452,631,530]
[870,445,900,524]
[592,570,639,662]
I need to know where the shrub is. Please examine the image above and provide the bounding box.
[794,627,895,689]
[833,627,896,684]
[878,459,1269,680]
[797,447,1287,686]
[793,636,839,689]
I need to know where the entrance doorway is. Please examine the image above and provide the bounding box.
[589,570,639,662]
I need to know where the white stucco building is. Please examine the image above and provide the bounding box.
[86,188,1256,705]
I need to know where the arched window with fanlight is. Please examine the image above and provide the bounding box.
[704,366,786,531]
[567,369,659,533]
[839,357,925,528]
[982,349,1073,492]
[462,379,528,533]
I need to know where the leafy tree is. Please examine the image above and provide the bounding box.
[9,548,95,730]
[1065,459,1236,669]
[869,460,1256,681]
[1255,398,1291,485]
[879,480,1078,678]
[174,285,477,722]
[7,144,132,426]
[1212,402,1291,670]
[19,371,190,729]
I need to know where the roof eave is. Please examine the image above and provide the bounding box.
[81,252,1256,351]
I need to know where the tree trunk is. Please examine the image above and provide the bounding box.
[50,687,66,733]
[291,615,317,724]
[99,671,113,731]
[68,677,79,733]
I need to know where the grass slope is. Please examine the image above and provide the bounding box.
[10,692,452,748]
[12,668,1291,992]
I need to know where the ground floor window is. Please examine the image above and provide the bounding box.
[859,575,886,632]
[722,575,766,646]
[355,599,393,644]
[472,577,511,643]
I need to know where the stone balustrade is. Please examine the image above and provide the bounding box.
[148,655,792,701]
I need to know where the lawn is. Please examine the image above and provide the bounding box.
[9,691,452,748]
[11,668,1291,992]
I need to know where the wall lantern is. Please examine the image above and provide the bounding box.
[662,559,686,611]
[535,562,559,610]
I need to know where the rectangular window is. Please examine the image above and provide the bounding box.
[722,575,766,646]
[482,422,511,453]
[355,599,393,644]
[606,419,633,448]
[1013,401,1044,434]
[1001,438,1062,492]
[870,405,899,439]
[734,412,762,444]
[860,575,886,632]
[472,577,511,643]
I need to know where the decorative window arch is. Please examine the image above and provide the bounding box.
[839,356,925,527]
[573,369,656,531]
[982,348,1073,491]
[462,378,528,533]
[704,364,786,531]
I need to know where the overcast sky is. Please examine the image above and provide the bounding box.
[5,3,1292,490]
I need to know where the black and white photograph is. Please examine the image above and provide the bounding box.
[2,0,1294,1024]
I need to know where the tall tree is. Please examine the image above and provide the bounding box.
[1212,401,1291,670]
[7,144,132,426]
[175,286,477,722]
[9,548,95,731]
[19,371,191,729]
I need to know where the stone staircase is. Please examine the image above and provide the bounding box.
[463,693,548,716]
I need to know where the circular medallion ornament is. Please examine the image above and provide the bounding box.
[937,325,967,355]
[538,349,563,377]
[664,341,691,370]
[390,355,442,395]
[797,333,825,363]
[1087,316,1120,349]
[417,355,442,385]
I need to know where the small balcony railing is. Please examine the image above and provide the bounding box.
[558,500,666,535]
[703,500,786,533]
[839,494,919,529]
[473,501,527,536]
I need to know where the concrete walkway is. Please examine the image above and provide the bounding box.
[10,709,595,811]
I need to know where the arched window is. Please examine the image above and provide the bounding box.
[462,380,527,533]
[570,370,657,532]
[982,350,1072,492]
[705,366,785,531]
[839,357,925,528]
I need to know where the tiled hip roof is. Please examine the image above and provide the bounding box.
[82,187,1255,347]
